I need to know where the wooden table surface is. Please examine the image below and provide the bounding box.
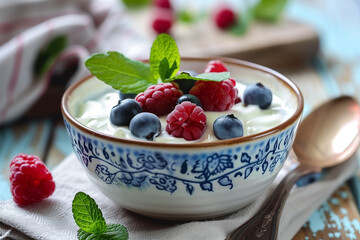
[1,0,360,239]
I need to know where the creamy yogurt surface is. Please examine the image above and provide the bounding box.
[70,76,293,143]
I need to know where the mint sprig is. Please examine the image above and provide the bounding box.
[254,0,289,22]
[34,35,67,77]
[165,71,230,83]
[85,33,231,94]
[159,57,178,81]
[72,192,129,240]
[85,52,155,93]
[150,33,180,80]
[230,8,254,36]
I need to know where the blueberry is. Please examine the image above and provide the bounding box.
[129,112,161,141]
[213,114,243,140]
[119,92,137,100]
[110,99,142,126]
[177,94,202,107]
[174,71,198,94]
[243,82,272,109]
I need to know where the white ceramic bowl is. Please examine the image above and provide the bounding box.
[61,57,303,220]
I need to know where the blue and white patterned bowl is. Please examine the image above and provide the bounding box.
[61,57,303,220]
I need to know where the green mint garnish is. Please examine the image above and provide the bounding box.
[253,0,289,22]
[150,33,180,80]
[165,71,230,82]
[78,224,129,240]
[34,35,67,77]
[72,192,129,240]
[159,57,178,81]
[85,51,155,94]
[72,192,106,234]
[85,33,231,94]
[230,8,254,36]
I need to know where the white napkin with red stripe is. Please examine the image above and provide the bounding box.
[0,0,150,125]
[0,152,357,240]
[0,1,358,239]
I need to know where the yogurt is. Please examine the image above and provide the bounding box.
[70,76,293,143]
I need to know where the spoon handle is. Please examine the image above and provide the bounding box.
[227,164,319,240]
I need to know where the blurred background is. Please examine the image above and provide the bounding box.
[0,0,359,239]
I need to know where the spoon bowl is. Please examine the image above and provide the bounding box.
[227,96,360,240]
[293,96,360,168]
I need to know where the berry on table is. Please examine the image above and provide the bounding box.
[110,99,142,126]
[189,78,237,111]
[214,7,237,29]
[166,101,207,141]
[129,112,161,141]
[9,154,55,205]
[177,94,202,107]
[154,0,172,9]
[135,82,183,116]
[243,82,273,109]
[204,60,228,73]
[152,8,174,34]
[213,114,243,140]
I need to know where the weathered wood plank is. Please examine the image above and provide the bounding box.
[294,184,360,239]
[127,9,319,68]
[45,120,73,170]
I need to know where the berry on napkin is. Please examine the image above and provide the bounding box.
[9,153,55,205]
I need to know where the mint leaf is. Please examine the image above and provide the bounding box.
[230,8,254,35]
[165,72,230,82]
[72,192,106,235]
[254,0,289,22]
[178,10,196,23]
[159,57,178,81]
[78,224,129,240]
[159,57,169,81]
[85,51,156,93]
[150,34,180,80]
[34,35,67,77]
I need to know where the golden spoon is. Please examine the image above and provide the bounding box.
[227,96,360,240]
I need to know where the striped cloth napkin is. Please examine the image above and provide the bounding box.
[0,0,150,125]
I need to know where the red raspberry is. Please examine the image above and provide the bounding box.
[152,8,174,34]
[234,87,241,104]
[154,0,172,9]
[166,101,207,141]
[135,82,183,116]
[214,7,236,29]
[189,78,237,111]
[204,60,228,73]
[9,154,55,205]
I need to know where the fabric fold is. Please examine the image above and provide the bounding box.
[0,153,357,240]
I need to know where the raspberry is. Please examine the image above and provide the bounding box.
[214,7,236,29]
[204,60,228,73]
[135,82,183,116]
[166,101,207,141]
[152,8,174,34]
[154,0,172,9]
[9,154,55,205]
[189,78,237,111]
[234,87,241,104]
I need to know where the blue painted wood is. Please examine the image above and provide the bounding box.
[0,119,53,200]
[302,185,360,239]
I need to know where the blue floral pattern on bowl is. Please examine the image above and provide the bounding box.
[64,119,296,195]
